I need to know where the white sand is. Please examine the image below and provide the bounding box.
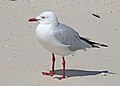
[0,0,120,86]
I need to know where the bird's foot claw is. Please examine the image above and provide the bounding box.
[42,71,55,76]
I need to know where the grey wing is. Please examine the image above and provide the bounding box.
[54,23,92,51]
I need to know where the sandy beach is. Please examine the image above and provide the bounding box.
[0,0,120,86]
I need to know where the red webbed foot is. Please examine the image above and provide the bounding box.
[42,71,55,76]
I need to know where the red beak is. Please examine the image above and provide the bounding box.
[28,18,38,22]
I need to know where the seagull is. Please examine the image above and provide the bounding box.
[28,11,108,79]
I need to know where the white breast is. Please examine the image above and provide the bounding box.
[35,24,71,56]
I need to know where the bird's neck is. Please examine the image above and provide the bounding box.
[51,21,59,27]
[39,21,59,27]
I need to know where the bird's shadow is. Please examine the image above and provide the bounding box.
[54,69,113,78]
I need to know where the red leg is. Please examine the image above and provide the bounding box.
[42,53,55,76]
[62,57,66,78]
[57,57,66,80]
[51,53,55,75]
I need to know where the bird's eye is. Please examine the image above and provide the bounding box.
[41,16,45,19]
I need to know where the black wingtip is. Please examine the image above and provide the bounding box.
[80,37,108,48]
[100,44,108,47]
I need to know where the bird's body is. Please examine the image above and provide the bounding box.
[28,11,108,79]
[35,23,72,56]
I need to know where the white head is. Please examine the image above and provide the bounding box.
[28,11,58,26]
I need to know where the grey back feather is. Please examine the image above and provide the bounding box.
[53,23,92,51]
